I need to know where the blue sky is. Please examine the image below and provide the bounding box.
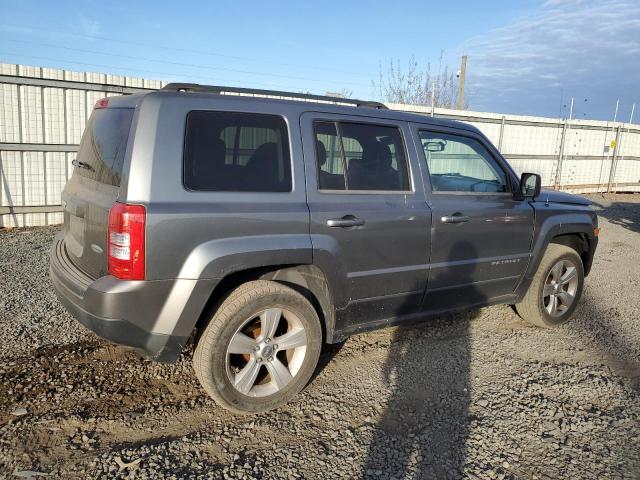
[0,0,638,121]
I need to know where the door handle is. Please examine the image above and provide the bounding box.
[441,213,470,224]
[327,215,365,228]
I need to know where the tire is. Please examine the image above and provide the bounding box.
[515,244,584,328]
[193,280,322,414]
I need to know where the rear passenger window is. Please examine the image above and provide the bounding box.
[184,111,291,192]
[314,121,410,191]
[314,122,346,190]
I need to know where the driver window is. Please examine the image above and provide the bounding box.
[419,131,507,193]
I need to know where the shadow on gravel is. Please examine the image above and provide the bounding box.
[567,292,640,477]
[591,197,640,234]
[363,241,484,479]
[310,341,346,384]
[573,293,640,387]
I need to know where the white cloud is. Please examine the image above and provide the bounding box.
[464,0,640,119]
[543,0,587,6]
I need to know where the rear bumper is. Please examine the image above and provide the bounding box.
[49,234,187,363]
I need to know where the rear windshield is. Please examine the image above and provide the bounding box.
[75,108,134,186]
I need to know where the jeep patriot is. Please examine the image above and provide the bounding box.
[50,84,599,413]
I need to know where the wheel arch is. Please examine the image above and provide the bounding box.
[191,264,336,347]
[530,212,596,276]
[550,232,593,275]
[515,211,597,300]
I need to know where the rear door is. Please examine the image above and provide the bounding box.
[301,112,431,330]
[413,124,535,310]
[61,106,134,278]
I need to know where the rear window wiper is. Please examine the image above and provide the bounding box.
[72,159,95,172]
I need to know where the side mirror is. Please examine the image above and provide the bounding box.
[520,172,541,198]
[424,140,447,152]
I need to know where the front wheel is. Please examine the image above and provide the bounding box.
[193,280,322,414]
[515,244,584,328]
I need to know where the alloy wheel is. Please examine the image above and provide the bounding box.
[542,259,579,317]
[225,307,307,397]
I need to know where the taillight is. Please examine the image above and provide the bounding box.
[107,202,146,280]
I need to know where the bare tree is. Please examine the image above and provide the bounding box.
[374,53,467,109]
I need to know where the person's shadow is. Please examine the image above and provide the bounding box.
[363,241,483,479]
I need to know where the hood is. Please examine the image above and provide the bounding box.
[538,189,592,206]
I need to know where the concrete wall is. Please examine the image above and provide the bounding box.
[1,63,639,227]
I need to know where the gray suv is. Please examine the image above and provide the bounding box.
[50,84,599,414]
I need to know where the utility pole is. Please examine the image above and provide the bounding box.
[455,54,467,110]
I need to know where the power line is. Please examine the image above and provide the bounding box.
[0,38,371,88]
[0,22,372,78]
[0,51,317,92]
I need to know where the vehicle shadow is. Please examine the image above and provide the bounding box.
[564,291,640,477]
[309,341,346,384]
[590,196,640,234]
[362,241,483,479]
[570,291,640,387]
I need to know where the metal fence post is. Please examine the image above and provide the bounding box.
[40,77,48,223]
[498,116,506,151]
[555,120,568,190]
[607,125,622,193]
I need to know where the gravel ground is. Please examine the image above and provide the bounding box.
[0,193,639,479]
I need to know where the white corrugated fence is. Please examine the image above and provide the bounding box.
[1,63,639,227]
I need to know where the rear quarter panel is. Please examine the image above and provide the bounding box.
[123,93,312,282]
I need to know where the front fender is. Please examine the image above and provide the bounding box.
[515,208,597,299]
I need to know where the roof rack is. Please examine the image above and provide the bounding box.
[161,83,388,109]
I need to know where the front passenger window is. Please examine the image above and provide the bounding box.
[419,132,507,193]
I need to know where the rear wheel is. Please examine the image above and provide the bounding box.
[193,280,322,414]
[515,244,584,328]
